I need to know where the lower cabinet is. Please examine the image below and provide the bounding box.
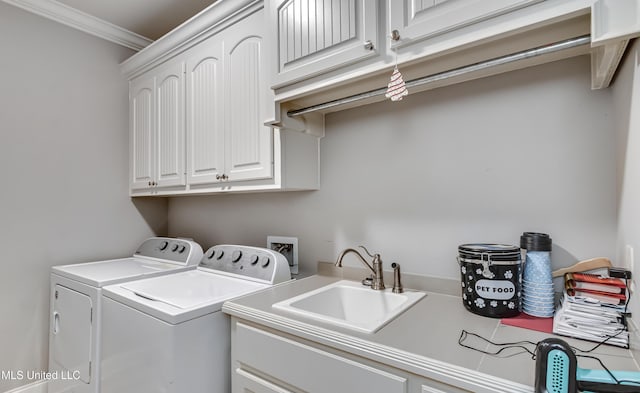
[231,319,472,393]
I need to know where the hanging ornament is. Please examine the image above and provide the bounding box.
[385,35,408,102]
[385,65,408,101]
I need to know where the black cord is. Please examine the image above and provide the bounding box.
[570,328,628,354]
[576,354,640,387]
[458,330,538,358]
[459,329,640,387]
[459,278,635,385]
[577,354,622,385]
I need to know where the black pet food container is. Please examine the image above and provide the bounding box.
[458,244,522,318]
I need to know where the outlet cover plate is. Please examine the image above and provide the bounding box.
[268,236,298,275]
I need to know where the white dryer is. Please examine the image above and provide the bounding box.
[48,237,203,393]
[100,244,291,393]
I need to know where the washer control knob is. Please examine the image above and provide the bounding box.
[261,256,271,268]
[250,255,259,265]
[171,244,179,252]
[207,249,215,259]
[232,250,243,263]
[216,251,224,260]
[179,245,186,253]
[160,241,169,251]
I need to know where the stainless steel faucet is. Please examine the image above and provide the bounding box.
[335,246,385,290]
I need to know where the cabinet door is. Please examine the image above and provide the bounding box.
[224,11,273,182]
[155,61,186,187]
[271,0,379,87]
[51,285,92,384]
[130,75,155,190]
[185,37,226,185]
[388,0,541,48]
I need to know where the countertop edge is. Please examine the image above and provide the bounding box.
[222,301,533,393]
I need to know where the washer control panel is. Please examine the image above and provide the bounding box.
[134,237,203,266]
[200,245,291,284]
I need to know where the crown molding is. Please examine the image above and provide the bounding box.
[2,0,153,51]
[120,0,261,79]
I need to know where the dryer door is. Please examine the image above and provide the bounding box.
[52,284,92,383]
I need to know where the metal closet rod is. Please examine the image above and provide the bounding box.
[287,34,591,118]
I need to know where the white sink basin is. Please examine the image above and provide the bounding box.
[272,280,426,333]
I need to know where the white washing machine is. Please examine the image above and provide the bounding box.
[100,244,291,393]
[48,237,203,393]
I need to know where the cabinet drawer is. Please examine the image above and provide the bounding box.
[236,368,295,393]
[235,322,407,393]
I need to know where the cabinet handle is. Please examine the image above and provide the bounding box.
[364,40,374,51]
[221,174,228,180]
[53,311,60,335]
[391,30,400,41]
[216,174,221,180]
[148,181,152,186]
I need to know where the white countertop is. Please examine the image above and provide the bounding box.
[222,270,640,392]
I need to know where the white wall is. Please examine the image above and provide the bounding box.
[614,39,640,319]
[169,55,616,280]
[0,4,167,391]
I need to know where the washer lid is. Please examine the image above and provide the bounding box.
[51,257,192,287]
[104,270,269,324]
[121,270,267,309]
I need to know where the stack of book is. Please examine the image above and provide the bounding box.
[553,272,629,348]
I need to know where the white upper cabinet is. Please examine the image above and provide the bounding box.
[130,76,154,190]
[186,9,273,187]
[155,61,186,188]
[270,0,379,87]
[185,35,225,186]
[124,0,320,196]
[224,14,273,182]
[387,0,543,50]
[268,0,640,125]
[129,60,186,191]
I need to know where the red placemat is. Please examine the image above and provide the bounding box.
[500,313,553,334]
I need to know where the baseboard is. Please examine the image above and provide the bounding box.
[4,380,47,393]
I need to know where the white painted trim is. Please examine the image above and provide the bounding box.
[1,0,152,51]
[120,0,262,79]
[591,0,640,46]
[4,380,47,393]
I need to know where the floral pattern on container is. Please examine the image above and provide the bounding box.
[458,243,522,318]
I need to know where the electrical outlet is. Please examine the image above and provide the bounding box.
[625,245,635,293]
[267,236,298,275]
[626,245,635,273]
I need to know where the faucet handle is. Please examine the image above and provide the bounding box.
[358,245,376,258]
